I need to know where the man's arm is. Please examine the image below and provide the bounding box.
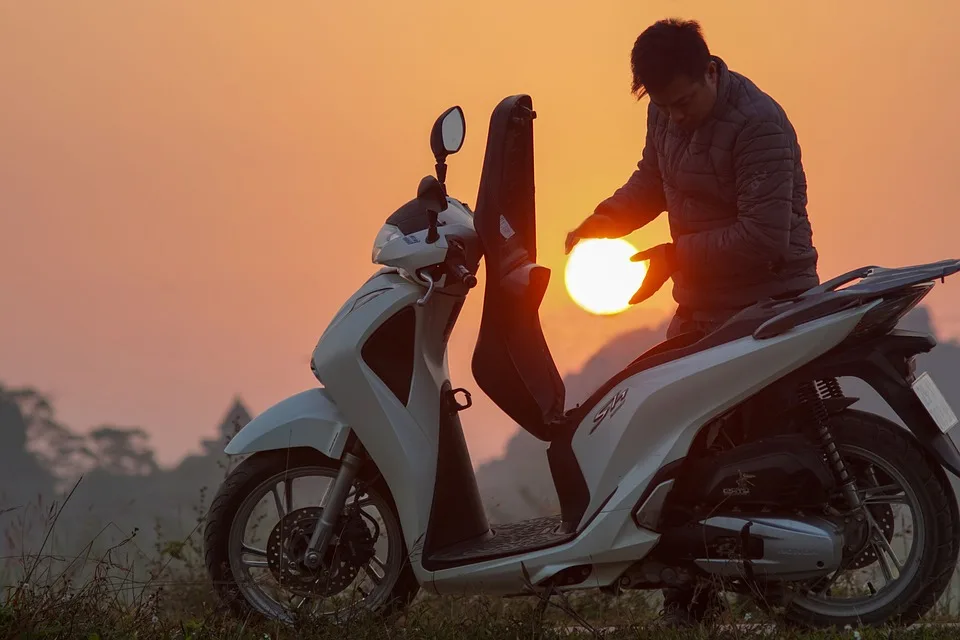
[592,104,668,236]
[674,119,794,276]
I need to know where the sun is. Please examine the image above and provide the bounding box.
[564,238,649,315]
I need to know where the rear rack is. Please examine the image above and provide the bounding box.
[752,259,960,340]
[802,259,960,297]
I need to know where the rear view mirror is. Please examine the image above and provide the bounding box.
[430,106,465,162]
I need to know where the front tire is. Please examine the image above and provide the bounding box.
[203,448,419,623]
[780,409,959,628]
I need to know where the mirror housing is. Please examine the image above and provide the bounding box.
[417,175,447,244]
[430,106,465,161]
[429,106,465,189]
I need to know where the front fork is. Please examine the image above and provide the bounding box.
[302,445,365,570]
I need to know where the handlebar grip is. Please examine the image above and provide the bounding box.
[454,264,478,288]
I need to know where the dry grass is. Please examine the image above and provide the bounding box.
[2,479,960,639]
[4,579,960,640]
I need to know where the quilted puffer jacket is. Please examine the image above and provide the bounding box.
[597,56,819,318]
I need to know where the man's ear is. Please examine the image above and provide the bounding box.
[702,60,718,89]
[706,60,718,82]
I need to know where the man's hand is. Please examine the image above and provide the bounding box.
[564,213,620,255]
[629,243,677,305]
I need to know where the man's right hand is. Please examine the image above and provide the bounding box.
[564,212,621,255]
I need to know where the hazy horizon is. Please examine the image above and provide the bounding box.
[4,1,960,467]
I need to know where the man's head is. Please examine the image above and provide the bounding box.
[631,19,719,131]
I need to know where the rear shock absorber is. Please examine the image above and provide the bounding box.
[819,377,844,399]
[800,379,862,509]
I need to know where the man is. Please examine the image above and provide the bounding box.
[564,18,820,626]
[567,18,818,342]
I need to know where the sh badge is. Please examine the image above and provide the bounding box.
[589,388,628,434]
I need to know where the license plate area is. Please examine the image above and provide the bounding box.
[912,372,958,434]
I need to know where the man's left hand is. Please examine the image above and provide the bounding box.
[629,243,677,305]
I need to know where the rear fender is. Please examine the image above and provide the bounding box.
[224,388,351,458]
[797,330,960,478]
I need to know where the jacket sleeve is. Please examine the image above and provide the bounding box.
[593,104,667,236]
[675,119,793,276]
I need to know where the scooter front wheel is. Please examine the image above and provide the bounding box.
[203,448,419,623]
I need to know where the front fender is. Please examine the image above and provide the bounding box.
[224,388,351,458]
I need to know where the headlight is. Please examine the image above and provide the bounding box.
[371,224,403,262]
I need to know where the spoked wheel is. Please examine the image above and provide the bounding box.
[778,410,959,628]
[204,449,419,624]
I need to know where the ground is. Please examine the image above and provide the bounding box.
[4,557,960,640]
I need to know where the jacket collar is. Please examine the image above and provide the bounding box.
[708,55,733,121]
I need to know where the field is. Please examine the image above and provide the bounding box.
[6,570,960,640]
[2,501,959,640]
[5,575,960,640]
[4,448,960,640]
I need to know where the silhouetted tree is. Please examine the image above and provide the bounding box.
[86,426,159,476]
[0,386,59,501]
[1,385,93,485]
[201,397,251,456]
[0,385,58,558]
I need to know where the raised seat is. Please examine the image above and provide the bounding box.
[468,95,592,530]
[471,95,566,443]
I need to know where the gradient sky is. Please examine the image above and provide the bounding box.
[4,1,960,467]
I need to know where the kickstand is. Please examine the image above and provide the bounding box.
[520,562,555,626]
[520,563,600,638]
[533,582,556,623]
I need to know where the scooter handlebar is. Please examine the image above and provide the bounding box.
[452,263,478,288]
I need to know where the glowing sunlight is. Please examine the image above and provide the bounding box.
[564,239,648,316]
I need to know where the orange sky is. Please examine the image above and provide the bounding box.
[4,1,960,467]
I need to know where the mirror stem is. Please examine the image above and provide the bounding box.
[435,162,448,195]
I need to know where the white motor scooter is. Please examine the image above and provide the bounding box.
[205,95,960,629]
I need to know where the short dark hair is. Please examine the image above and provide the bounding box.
[631,19,711,98]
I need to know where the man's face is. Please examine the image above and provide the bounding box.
[647,61,718,132]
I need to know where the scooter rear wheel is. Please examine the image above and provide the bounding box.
[776,409,959,628]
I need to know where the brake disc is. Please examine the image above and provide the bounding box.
[845,503,896,570]
[266,506,376,597]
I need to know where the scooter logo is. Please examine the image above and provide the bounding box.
[722,471,756,497]
[590,388,628,434]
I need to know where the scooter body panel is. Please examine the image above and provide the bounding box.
[223,388,351,458]
[570,302,878,528]
[310,269,465,569]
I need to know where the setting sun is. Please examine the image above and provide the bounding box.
[564,239,649,315]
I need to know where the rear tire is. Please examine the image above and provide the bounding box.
[779,409,959,629]
[203,448,420,622]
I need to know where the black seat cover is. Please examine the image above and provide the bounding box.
[471,95,565,442]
